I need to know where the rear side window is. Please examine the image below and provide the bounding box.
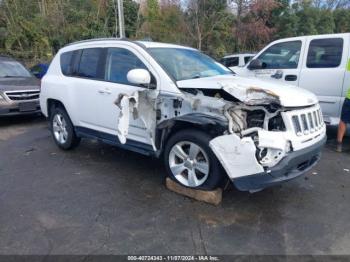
[306,38,343,68]
[77,48,104,79]
[60,51,74,76]
[222,57,239,67]
[105,48,147,85]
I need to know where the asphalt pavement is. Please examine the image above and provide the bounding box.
[0,115,350,255]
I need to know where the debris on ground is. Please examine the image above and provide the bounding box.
[165,177,222,206]
[24,148,35,156]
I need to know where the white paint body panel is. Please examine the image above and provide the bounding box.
[209,134,264,179]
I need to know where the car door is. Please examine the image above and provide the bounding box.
[248,38,306,84]
[70,47,107,130]
[95,46,158,146]
[245,37,305,85]
[298,36,349,125]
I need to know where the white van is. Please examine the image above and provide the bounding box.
[234,33,350,126]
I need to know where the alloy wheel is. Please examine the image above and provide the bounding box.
[168,141,210,187]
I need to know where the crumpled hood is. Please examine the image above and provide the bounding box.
[0,77,40,92]
[177,75,318,107]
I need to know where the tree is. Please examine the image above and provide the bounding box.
[231,0,252,51]
[333,8,350,33]
[1,0,350,64]
[185,0,233,56]
[139,0,161,39]
[295,1,319,35]
[0,0,140,64]
[316,9,335,33]
[238,0,280,50]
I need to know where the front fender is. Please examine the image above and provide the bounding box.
[155,113,228,153]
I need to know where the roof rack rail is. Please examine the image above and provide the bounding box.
[65,37,130,47]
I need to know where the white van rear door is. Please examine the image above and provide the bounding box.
[298,35,349,125]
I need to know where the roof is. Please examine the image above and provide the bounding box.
[64,38,195,50]
[136,41,195,50]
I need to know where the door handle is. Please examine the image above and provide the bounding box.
[285,75,297,81]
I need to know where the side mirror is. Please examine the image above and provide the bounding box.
[247,59,263,70]
[127,69,151,87]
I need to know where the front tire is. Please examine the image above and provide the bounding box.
[164,129,224,190]
[50,106,80,150]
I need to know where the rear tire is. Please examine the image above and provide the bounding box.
[164,129,224,190]
[50,106,80,150]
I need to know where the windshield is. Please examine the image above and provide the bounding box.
[148,48,232,81]
[0,61,32,78]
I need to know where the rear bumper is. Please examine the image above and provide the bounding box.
[0,100,41,116]
[233,135,327,192]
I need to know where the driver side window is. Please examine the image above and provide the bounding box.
[257,41,302,69]
[105,48,148,86]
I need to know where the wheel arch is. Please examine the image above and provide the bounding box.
[155,113,228,155]
[47,99,67,118]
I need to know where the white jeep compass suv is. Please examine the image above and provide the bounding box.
[40,39,326,192]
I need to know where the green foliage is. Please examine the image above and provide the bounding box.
[0,0,139,64]
[185,0,235,57]
[0,0,349,64]
[333,8,350,33]
[271,0,349,41]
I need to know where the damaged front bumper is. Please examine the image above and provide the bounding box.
[233,135,326,192]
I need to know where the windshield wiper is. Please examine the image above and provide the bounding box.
[189,74,201,79]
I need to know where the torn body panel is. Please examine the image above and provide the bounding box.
[176,75,318,107]
[114,90,158,150]
[208,130,290,180]
[209,134,264,179]
[257,130,288,168]
[114,92,138,144]
[112,78,325,192]
[160,87,325,188]
[222,84,281,106]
